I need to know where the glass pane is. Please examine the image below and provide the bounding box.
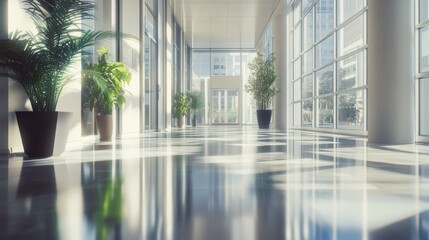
[303,100,313,127]
[316,65,334,96]
[337,15,364,57]
[294,1,301,26]
[303,49,313,75]
[302,75,314,99]
[294,80,301,101]
[146,0,157,14]
[211,52,241,76]
[294,103,301,126]
[338,90,364,129]
[337,0,364,24]
[315,35,334,68]
[302,0,313,14]
[337,51,365,91]
[317,96,334,128]
[294,59,301,80]
[212,89,239,124]
[421,0,429,23]
[303,10,314,51]
[145,7,156,39]
[294,24,302,58]
[316,0,334,41]
[420,26,429,73]
[420,79,429,135]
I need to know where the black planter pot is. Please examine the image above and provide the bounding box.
[16,111,72,159]
[256,110,272,129]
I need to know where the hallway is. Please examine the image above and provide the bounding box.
[1,126,429,239]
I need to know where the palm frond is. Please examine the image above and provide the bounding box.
[0,0,116,112]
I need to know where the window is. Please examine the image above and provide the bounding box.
[337,51,365,91]
[316,65,333,96]
[338,90,364,129]
[420,26,429,73]
[290,0,367,131]
[418,0,429,138]
[315,35,334,68]
[316,0,334,41]
[337,15,364,57]
[337,0,363,24]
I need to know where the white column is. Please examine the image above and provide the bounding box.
[0,0,9,154]
[273,6,288,131]
[368,0,415,144]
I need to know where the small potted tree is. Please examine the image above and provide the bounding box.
[83,47,131,141]
[0,0,114,158]
[172,92,190,128]
[187,91,204,127]
[244,52,280,129]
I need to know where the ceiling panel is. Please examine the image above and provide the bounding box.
[173,0,279,49]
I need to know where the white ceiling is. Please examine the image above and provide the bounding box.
[171,0,280,49]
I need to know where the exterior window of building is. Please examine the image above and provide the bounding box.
[316,0,334,41]
[337,0,364,25]
[290,0,367,132]
[211,52,241,76]
[315,35,334,68]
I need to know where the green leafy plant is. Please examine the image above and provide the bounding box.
[83,47,131,115]
[187,91,204,117]
[244,52,280,110]
[0,0,115,112]
[172,92,191,119]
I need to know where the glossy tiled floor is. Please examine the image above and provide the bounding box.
[1,126,429,240]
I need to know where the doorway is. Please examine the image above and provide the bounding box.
[211,89,239,124]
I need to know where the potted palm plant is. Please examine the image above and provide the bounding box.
[187,91,204,127]
[244,52,280,129]
[0,0,114,158]
[172,92,191,128]
[83,47,131,141]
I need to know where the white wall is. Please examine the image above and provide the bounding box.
[272,2,288,131]
[368,0,415,144]
[121,0,142,134]
[165,3,173,129]
[6,1,35,152]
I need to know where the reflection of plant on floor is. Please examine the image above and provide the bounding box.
[96,176,122,240]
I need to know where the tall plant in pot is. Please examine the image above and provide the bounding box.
[244,52,280,129]
[0,0,115,158]
[83,47,131,141]
[172,92,190,128]
[187,91,203,127]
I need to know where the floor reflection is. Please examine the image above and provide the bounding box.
[81,160,122,240]
[9,164,58,239]
[2,126,429,239]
